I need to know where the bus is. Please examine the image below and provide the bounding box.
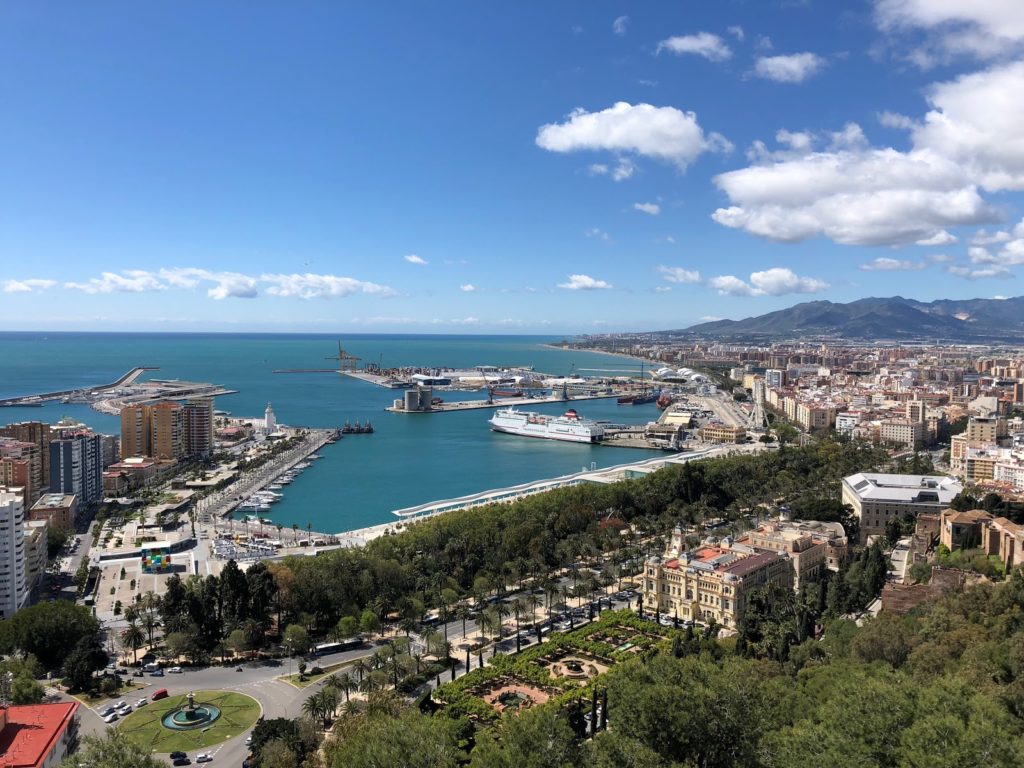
[313,637,364,656]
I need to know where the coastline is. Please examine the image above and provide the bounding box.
[541,343,652,368]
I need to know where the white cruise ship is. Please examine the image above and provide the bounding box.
[489,407,604,444]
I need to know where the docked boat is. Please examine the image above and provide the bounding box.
[617,394,637,404]
[488,407,604,443]
[656,392,673,409]
[632,389,661,406]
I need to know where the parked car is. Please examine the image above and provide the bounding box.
[149,668,164,677]
[172,759,191,766]
[196,753,213,763]
[102,712,118,724]
[169,752,187,760]
[118,704,132,714]
[99,706,116,717]
[136,698,148,707]
[152,688,169,701]
[168,666,183,674]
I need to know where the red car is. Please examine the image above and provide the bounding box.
[152,688,169,701]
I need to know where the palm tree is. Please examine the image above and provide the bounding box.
[319,687,338,726]
[291,523,299,545]
[120,622,145,664]
[368,650,385,671]
[510,598,525,652]
[332,671,355,702]
[301,694,325,726]
[456,604,471,639]
[352,658,369,683]
[359,673,382,694]
[340,699,362,718]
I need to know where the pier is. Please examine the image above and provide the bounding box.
[385,391,622,413]
[0,366,159,407]
[389,444,767,522]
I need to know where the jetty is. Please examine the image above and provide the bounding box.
[0,366,158,407]
[385,391,622,414]
[389,444,770,522]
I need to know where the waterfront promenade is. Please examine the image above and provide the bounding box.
[194,429,337,521]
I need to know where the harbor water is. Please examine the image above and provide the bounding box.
[0,333,664,532]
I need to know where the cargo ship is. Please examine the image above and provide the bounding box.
[488,407,604,443]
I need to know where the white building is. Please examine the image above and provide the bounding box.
[264,403,277,434]
[0,487,28,618]
[841,473,962,543]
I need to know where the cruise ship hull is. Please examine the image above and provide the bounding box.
[488,407,604,444]
[490,423,600,443]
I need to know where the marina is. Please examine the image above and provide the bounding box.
[385,390,623,413]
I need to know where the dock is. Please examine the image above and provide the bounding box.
[342,370,412,388]
[385,392,621,413]
[389,444,768,522]
[0,366,159,407]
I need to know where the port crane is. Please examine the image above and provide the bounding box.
[325,341,362,373]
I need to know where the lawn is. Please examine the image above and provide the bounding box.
[279,660,350,689]
[118,690,260,753]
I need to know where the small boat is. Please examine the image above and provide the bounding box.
[656,392,672,409]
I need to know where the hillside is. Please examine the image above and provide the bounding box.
[681,296,1024,341]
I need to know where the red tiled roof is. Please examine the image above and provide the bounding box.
[722,550,782,577]
[0,703,77,768]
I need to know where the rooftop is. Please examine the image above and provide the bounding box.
[0,703,77,768]
[30,494,75,510]
[843,472,962,504]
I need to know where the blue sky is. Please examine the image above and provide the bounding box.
[1,1,1023,333]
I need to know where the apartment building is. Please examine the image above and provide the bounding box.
[0,439,42,506]
[0,487,27,619]
[182,398,214,459]
[120,404,152,458]
[29,493,76,531]
[879,419,925,450]
[49,433,103,506]
[0,422,51,486]
[0,702,80,768]
[151,401,184,460]
[699,424,747,444]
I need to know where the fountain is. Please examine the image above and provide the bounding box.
[161,691,223,731]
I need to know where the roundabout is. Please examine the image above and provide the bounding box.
[119,690,260,753]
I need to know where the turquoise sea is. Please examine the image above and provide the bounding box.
[0,333,663,532]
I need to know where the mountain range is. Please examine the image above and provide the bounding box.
[677,296,1024,341]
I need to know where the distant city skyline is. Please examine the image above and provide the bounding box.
[1,2,1023,333]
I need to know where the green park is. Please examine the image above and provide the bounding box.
[118,690,261,753]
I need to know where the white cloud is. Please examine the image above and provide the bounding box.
[261,273,392,300]
[714,145,992,245]
[585,228,611,241]
[912,61,1024,191]
[708,267,829,296]
[776,129,814,152]
[404,254,428,265]
[700,315,723,322]
[860,257,927,271]
[159,268,259,300]
[558,274,612,290]
[875,0,1024,63]
[928,253,953,263]
[612,158,636,181]
[536,101,731,171]
[753,52,826,83]
[633,202,661,216]
[916,230,957,246]
[655,286,672,293]
[657,265,701,284]
[879,110,915,130]
[656,33,732,62]
[971,228,1012,245]
[2,278,56,293]
[587,163,609,176]
[727,26,745,42]
[459,283,476,292]
[65,270,166,294]
[612,15,628,36]
[948,264,1012,279]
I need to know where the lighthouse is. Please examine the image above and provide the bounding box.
[264,402,277,433]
